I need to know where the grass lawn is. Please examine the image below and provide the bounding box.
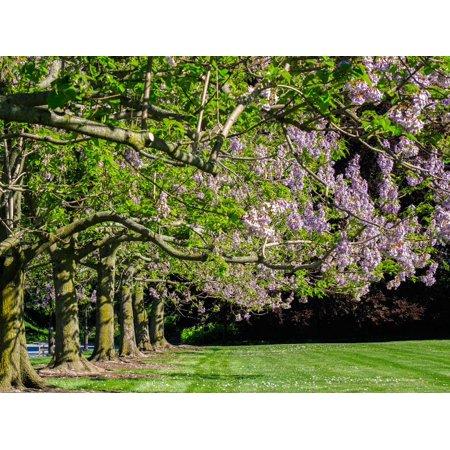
[31,339,450,393]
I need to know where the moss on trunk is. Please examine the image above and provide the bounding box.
[0,254,45,391]
[90,243,119,362]
[133,283,153,352]
[149,296,171,349]
[46,240,102,375]
[119,283,143,358]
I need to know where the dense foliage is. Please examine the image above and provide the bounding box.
[0,56,448,390]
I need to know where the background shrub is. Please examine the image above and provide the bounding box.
[181,323,238,345]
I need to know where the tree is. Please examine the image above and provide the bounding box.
[149,286,171,350]
[90,241,121,361]
[118,268,142,358]
[1,56,448,391]
[133,282,153,352]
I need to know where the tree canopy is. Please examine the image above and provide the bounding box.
[0,56,448,390]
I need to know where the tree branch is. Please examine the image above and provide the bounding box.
[0,98,216,173]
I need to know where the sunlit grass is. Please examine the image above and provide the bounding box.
[32,340,450,393]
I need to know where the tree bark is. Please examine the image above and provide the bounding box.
[83,308,89,352]
[48,324,55,356]
[0,98,216,174]
[46,240,101,374]
[149,296,171,349]
[90,243,119,362]
[133,283,153,352]
[119,282,143,358]
[0,254,45,391]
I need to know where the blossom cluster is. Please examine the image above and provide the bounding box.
[389,93,431,134]
[345,81,383,105]
[124,148,143,169]
[287,127,340,159]
[156,192,171,219]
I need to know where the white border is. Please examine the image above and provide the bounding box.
[0,393,449,448]
[0,0,448,55]
[1,1,449,448]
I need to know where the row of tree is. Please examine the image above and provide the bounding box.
[1,56,448,390]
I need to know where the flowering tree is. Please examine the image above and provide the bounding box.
[0,56,448,390]
[146,57,448,320]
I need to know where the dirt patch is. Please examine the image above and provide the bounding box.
[90,371,159,380]
[38,355,172,379]
[34,345,200,382]
[95,357,162,371]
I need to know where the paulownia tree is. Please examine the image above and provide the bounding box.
[1,56,448,390]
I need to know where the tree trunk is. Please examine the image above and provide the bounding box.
[0,254,45,391]
[133,283,153,352]
[119,283,143,358]
[90,243,119,362]
[48,325,55,356]
[83,308,89,351]
[149,296,171,349]
[45,240,102,375]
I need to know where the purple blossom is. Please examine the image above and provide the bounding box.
[229,137,244,154]
[387,275,402,290]
[420,262,438,286]
[434,205,450,242]
[165,56,176,67]
[260,88,271,99]
[125,148,143,169]
[389,92,430,134]
[362,57,396,84]
[287,212,303,231]
[406,174,422,186]
[389,107,424,134]
[268,199,293,215]
[377,153,394,175]
[335,155,376,222]
[334,237,352,271]
[285,164,304,192]
[302,203,329,234]
[317,162,335,186]
[428,72,450,89]
[345,81,383,105]
[287,126,338,159]
[441,97,450,107]
[193,172,204,184]
[379,179,400,214]
[393,137,419,158]
[243,206,275,238]
[157,192,170,218]
[359,245,382,275]
[423,151,445,177]
[231,231,242,250]
[76,286,85,301]
[44,283,55,303]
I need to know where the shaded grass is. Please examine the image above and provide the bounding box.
[31,340,450,392]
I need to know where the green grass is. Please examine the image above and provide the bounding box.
[32,340,450,392]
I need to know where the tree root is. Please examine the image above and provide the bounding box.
[152,339,173,351]
[89,351,118,363]
[40,357,105,377]
[118,348,145,359]
[138,341,154,352]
